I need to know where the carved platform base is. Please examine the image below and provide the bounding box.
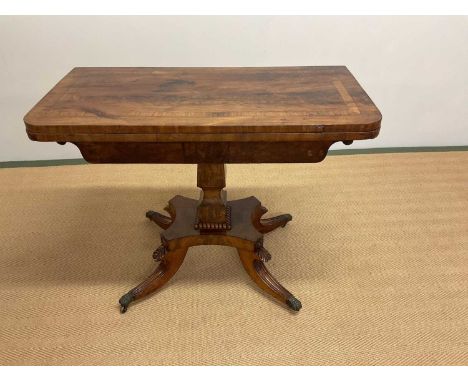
[118,195,300,313]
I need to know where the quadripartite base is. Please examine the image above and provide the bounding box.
[118,195,300,313]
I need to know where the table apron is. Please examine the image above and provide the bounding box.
[70,141,343,163]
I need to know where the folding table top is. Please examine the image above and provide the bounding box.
[25,66,381,143]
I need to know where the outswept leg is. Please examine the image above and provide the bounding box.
[237,249,301,311]
[120,194,300,313]
[252,205,292,234]
[146,210,173,229]
[119,247,188,313]
[258,214,293,234]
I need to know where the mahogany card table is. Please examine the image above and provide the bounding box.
[25,67,381,313]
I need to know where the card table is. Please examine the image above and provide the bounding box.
[25,67,381,312]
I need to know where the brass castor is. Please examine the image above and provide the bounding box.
[119,292,134,314]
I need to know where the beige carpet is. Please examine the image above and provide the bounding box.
[0,152,467,365]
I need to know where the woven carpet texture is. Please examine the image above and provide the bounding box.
[0,152,467,365]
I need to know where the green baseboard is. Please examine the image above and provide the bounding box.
[329,146,468,155]
[0,146,467,169]
[0,158,86,168]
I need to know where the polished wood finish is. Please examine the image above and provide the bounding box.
[68,140,338,164]
[196,164,228,229]
[119,194,299,313]
[24,67,381,147]
[119,247,188,313]
[145,210,173,230]
[24,66,382,312]
[25,67,381,164]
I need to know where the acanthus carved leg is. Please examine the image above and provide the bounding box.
[118,246,188,313]
[237,247,302,311]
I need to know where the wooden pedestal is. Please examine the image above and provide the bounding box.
[118,164,300,313]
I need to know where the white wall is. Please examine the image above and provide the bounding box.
[0,16,467,161]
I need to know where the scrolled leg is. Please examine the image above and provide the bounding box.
[146,210,173,229]
[119,247,188,313]
[252,204,292,234]
[258,214,292,234]
[237,248,301,311]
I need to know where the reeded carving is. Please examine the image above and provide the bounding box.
[119,247,188,313]
[236,253,301,312]
[194,205,232,231]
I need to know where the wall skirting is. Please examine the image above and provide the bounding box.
[1,146,467,169]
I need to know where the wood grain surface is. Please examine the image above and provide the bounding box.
[24,66,381,143]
